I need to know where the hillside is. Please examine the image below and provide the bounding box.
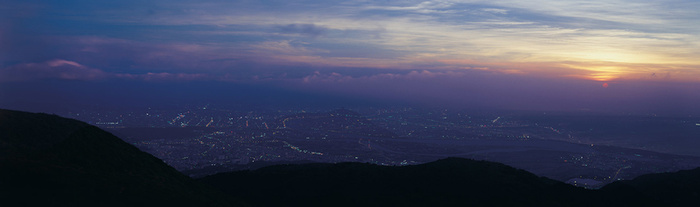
[0,109,242,206]
[602,167,700,207]
[199,157,658,207]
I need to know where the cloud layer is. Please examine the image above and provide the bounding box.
[2,0,700,114]
[0,60,106,82]
[3,0,699,82]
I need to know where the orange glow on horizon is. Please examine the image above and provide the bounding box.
[258,50,700,83]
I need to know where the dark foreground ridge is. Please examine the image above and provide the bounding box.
[0,109,241,206]
[602,167,700,206]
[2,109,700,207]
[200,158,616,207]
[200,158,700,207]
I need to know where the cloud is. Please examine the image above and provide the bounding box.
[300,69,471,84]
[3,0,700,84]
[275,24,327,37]
[481,8,508,15]
[116,72,210,81]
[53,36,256,73]
[0,58,214,82]
[47,59,84,68]
[0,59,107,82]
[252,40,321,55]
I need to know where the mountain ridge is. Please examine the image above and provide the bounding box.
[0,109,242,206]
[199,157,658,207]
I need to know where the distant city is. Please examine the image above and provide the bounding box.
[61,105,700,188]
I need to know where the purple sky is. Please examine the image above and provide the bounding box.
[1,0,700,114]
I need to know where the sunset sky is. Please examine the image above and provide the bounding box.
[2,0,700,113]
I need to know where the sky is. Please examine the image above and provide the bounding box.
[1,0,700,114]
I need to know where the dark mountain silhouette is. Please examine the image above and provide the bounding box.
[199,157,660,207]
[602,167,700,207]
[0,109,243,206]
[281,109,397,138]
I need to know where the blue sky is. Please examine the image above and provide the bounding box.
[1,0,700,113]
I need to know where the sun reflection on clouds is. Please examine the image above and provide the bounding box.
[3,0,700,83]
